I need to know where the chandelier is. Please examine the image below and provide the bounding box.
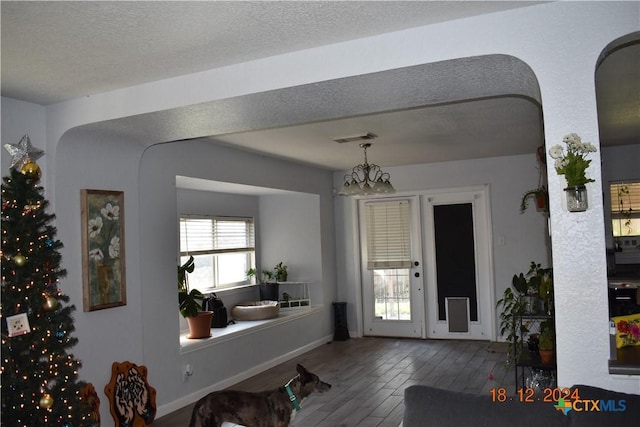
[338,143,395,196]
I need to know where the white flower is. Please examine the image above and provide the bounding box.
[563,133,582,145]
[549,132,598,187]
[549,145,564,159]
[101,203,120,221]
[584,142,597,152]
[89,248,104,261]
[108,236,120,258]
[88,216,103,238]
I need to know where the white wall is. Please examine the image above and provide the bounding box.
[54,130,147,423]
[259,193,327,304]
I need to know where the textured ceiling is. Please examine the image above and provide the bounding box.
[1,1,637,172]
[1,1,541,105]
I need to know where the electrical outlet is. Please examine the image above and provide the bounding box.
[183,364,193,382]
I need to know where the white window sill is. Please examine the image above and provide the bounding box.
[179,305,324,354]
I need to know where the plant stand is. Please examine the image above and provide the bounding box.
[278,281,310,309]
[515,314,556,391]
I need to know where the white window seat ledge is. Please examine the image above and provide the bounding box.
[180,305,324,354]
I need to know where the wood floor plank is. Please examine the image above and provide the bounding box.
[153,337,514,426]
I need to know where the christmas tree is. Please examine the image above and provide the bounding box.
[1,136,97,426]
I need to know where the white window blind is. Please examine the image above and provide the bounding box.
[365,200,412,270]
[180,217,255,255]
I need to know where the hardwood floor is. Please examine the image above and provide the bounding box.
[154,337,514,426]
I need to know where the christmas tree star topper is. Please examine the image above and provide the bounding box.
[4,134,44,170]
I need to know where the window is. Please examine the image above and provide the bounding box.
[365,200,413,321]
[180,216,255,292]
[610,182,640,237]
[365,200,412,269]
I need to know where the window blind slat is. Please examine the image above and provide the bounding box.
[180,217,255,255]
[365,200,412,270]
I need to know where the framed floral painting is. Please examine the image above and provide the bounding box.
[81,189,126,311]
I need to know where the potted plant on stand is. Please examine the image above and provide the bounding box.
[178,256,213,339]
[538,321,555,365]
[274,262,288,282]
[497,261,552,366]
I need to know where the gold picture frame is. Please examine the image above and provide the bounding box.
[81,189,126,311]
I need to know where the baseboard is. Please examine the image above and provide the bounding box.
[156,333,333,418]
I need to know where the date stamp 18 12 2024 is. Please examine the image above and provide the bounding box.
[490,387,580,403]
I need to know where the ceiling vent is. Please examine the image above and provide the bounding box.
[333,132,377,144]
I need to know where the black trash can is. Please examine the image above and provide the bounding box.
[332,302,350,341]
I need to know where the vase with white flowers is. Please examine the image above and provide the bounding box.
[548,133,597,212]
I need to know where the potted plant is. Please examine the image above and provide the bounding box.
[178,256,213,339]
[520,144,549,214]
[538,321,555,365]
[522,262,553,314]
[537,267,554,316]
[274,261,288,282]
[497,276,529,366]
[497,261,553,366]
[520,186,548,214]
[247,268,279,301]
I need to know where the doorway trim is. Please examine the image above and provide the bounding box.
[351,185,496,341]
[358,196,425,338]
[421,184,496,340]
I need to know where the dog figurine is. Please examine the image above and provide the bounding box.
[189,364,331,427]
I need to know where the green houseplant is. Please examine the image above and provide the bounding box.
[247,267,279,301]
[520,145,549,215]
[247,261,288,301]
[178,256,201,317]
[246,268,274,284]
[520,186,548,214]
[274,262,288,282]
[178,256,212,338]
[497,276,529,366]
[538,320,555,365]
[247,261,288,283]
[497,262,553,366]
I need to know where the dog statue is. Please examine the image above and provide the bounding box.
[189,364,331,427]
